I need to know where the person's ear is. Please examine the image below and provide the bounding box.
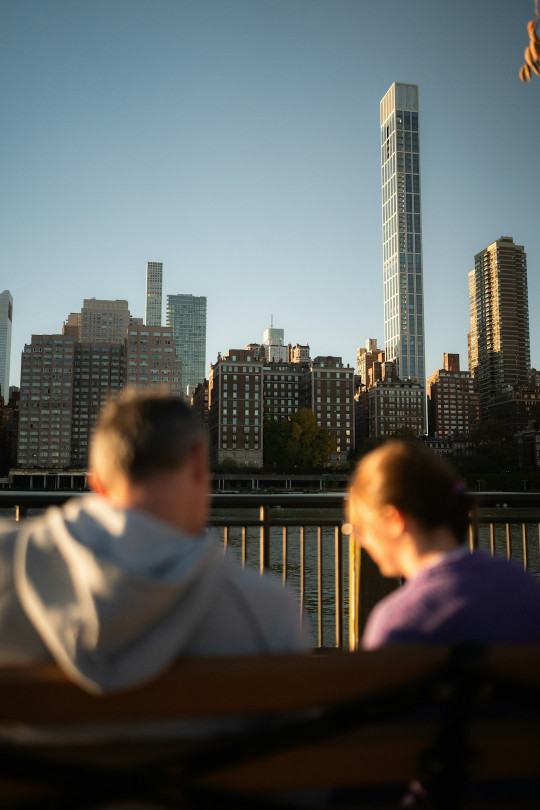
[381,504,407,538]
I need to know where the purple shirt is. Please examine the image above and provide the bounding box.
[362,550,540,649]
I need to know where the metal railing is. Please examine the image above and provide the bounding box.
[1,491,540,649]
[209,494,346,649]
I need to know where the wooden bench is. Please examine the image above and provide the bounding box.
[1,644,540,809]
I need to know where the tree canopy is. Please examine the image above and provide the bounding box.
[263,409,334,471]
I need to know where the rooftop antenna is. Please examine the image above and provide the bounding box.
[271,313,273,328]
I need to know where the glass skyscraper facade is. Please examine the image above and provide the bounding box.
[166,293,207,395]
[380,83,425,387]
[145,261,163,327]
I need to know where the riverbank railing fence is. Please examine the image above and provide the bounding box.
[1,491,539,650]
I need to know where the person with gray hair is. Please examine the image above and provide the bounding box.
[0,392,309,693]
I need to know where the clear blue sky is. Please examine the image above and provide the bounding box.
[2,0,539,387]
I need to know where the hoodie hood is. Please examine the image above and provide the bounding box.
[14,495,225,693]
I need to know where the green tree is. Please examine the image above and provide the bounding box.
[263,409,334,471]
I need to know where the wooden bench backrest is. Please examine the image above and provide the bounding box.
[2,645,540,809]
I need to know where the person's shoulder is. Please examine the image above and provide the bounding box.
[361,582,420,649]
[220,554,311,651]
[462,549,540,584]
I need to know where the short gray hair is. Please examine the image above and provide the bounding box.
[90,391,206,487]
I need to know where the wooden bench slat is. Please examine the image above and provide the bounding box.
[0,646,447,723]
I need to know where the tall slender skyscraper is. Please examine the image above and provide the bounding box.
[0,290,13,404]
[145,261,163,326]
[167,294,207,395]
[468,236,530,417]
[380,83,425,388]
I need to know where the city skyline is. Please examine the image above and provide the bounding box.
[3,2,539,390]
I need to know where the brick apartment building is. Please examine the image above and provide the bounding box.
[368,362,425,438]
[427,354,481,439]
[208,346,355,468]
[208,348,264,468]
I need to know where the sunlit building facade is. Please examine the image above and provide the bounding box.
[468,236,530,419]
[380,82,425,388]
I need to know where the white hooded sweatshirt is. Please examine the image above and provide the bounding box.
[0,495,309,693]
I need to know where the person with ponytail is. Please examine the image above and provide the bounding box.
[346,440,540,649]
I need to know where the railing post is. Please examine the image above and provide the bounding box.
[282,526,288,586]
[349,540,400,652]
[335,526,343,649]
[300,526,306,621]
[349,534,359,651]
[317,527,323,648]
[259,504,270,573]
[469,503,479,550]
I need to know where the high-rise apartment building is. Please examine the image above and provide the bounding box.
[427,354,481,439]
[125,324,182,394]
[468,236,530,418]
[208,348,264,468]
[70,342,124,468]
[18,335,75,468]
[17,326,182,470]
[0,290,13,404]
[167,294,207,396]
[145,261,163,327]
[310,356,355,464]
[64,299,140,344]
[380,83,425,388]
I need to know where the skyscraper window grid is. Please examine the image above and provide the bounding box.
[166,294,207,396]
[380,82,425,389]
[145,262,163,327]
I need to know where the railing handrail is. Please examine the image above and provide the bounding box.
[2,490,540,652]
[1,490,540,509]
